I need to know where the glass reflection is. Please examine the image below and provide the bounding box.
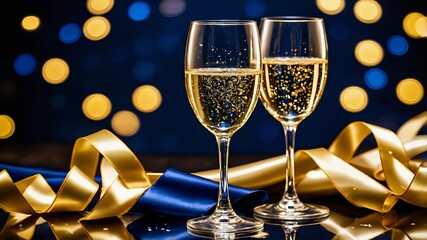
[255,213,327,240]
[1,203,427,239]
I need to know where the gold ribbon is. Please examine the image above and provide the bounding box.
[0,112,426,221]
[195,112,427,213]
[0,130,151,221]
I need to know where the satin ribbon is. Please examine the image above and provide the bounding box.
[0,112,426,220]
[0,130,151,221]
[0,164,267,218]
[131,168,268,217]
[196,112,427,213]
[0,131,267,219]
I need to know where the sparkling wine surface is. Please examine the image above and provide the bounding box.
[185,68,261,136]
[260,57,328,123]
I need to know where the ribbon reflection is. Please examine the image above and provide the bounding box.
[0,213,132,240]
[2,206,427,239]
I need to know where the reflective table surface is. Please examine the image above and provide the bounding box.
[0,145,426,239]
[2,195,426,239]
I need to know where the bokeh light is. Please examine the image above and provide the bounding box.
[14,53,37,76]
[364,68,388,90]
[387,35,408,56]
[403,12,427,38]
[244,0,266,18]
[354,0,382,24]
[415,15,427,38]
[111,110,140,137]
[396,78,424,105]
[82,93,112,120]
[316,0,345,15]
[340,86,368,112]
[83,16,111,41]
[128,1,151,21]
[0,115,15,139]
[42,58,70,84]
[132,85,162,113]
[59,23,82,44]
[159,0,186,17]
[87,0,114,15]
[21,16,40,31]
[3,0,427,155]
[354,40,383,66]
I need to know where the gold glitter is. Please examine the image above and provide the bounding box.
[260,58,328,123]
[185,68,261,135]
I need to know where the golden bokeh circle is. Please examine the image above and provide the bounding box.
[82,93,112,120]
[354,0,382,24]
[414,14,427,38]
[111,111,140,137]
[132,85,162,113]
[83,16,111,41]
[316,0,345,15]
[0,115,15,139]
[22,16,40,31]
[87,0,114,15]
[42,58,70,84]
[403,12,426,38]
[396,78,424,105]
[354,40,383,66]
[340,86,369,112]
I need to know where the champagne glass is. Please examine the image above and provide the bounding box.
[254,16,330,221]
[185,20,263,237]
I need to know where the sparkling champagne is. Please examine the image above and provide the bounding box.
[260,57,328,123]
[185,68,261,136]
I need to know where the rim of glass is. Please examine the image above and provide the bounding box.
[191,19,257,25]
[261,16,323,22]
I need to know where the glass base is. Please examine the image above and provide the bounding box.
[253,203,329,224]
[187,215,264,238]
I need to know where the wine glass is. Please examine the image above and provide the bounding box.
[184,20,263,237]
[254,16,330,222]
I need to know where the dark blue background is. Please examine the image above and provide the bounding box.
[1,0,426,155]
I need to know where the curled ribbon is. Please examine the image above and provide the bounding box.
[0,130,151,221]
[0,112,426,220]
[198,111,427,213]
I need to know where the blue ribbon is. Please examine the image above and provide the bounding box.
[0,164,268,217]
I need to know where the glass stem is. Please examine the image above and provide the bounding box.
[210,136,239,223]
[279,124,305,210]
[283,226,298,240]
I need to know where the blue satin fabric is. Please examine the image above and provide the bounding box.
[0,164,268,217]
[132,168,268,217]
